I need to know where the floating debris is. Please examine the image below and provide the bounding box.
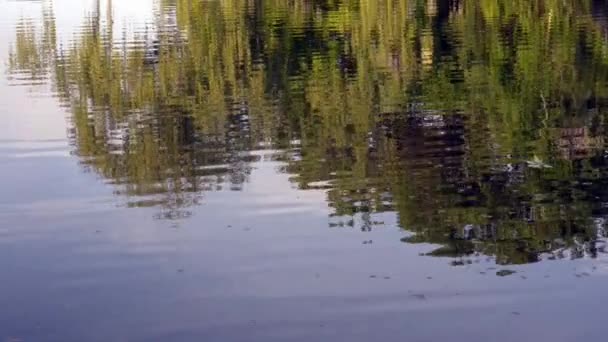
[496,270,517,277]
[410,294,427,300]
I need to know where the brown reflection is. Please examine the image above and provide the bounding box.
[7,0,608,264]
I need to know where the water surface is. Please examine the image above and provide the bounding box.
[2,0,608,341]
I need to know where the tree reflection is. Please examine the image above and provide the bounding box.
[8,0,608,264]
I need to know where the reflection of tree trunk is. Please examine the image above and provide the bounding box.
[248,0,266,61]
[106,0,113,57]
[431,0,463,65]
[593,0,608,39]
[93,0,100,36]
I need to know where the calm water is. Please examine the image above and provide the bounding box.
[2,0,608,341]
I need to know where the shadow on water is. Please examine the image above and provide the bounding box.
[7,0,608,265]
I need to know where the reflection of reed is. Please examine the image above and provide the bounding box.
[7,0,608,262]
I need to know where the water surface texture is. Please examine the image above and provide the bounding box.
[2,0,608,341]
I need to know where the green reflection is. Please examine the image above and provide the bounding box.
[8,0,608,264]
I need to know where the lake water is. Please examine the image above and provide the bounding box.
[2,0,608,341]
